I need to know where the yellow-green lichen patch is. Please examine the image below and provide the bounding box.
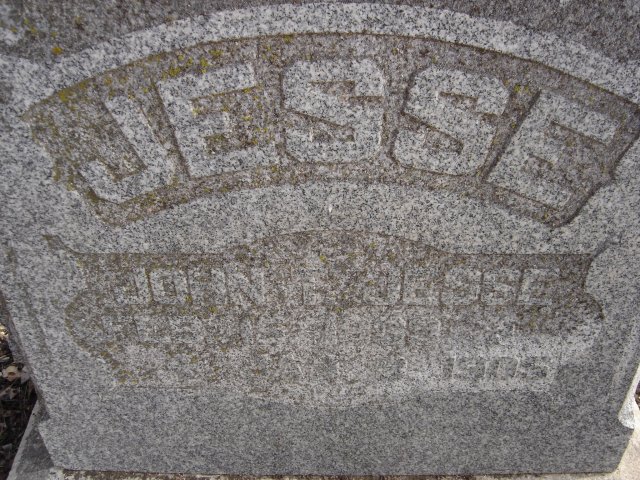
[56,88,74,104]
[199,57,210,73]
[51,162,63,182]
[22,18,38,36]
[85,188,102,205]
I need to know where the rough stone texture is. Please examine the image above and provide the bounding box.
[8,402,640,479]
[2,1,640,64]
[2,1,640,476]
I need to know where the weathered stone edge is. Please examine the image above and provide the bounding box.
[1,2,640,116]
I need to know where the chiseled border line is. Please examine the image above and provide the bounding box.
[3,2,640,112]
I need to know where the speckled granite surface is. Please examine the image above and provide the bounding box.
[8,404,640,478]
[2,1,640,476]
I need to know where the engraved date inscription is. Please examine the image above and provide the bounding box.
[60,231,602,406]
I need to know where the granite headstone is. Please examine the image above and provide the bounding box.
[1,1,640,476]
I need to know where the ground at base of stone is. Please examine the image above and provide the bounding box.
[0,326,36,480]
[8,401,640,480]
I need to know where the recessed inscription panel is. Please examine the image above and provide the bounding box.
[25,35,640,227]
[60,231,601,406]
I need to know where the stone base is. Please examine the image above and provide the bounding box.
[10,402,640,480]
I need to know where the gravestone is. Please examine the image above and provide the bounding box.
[1,1,640,477]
